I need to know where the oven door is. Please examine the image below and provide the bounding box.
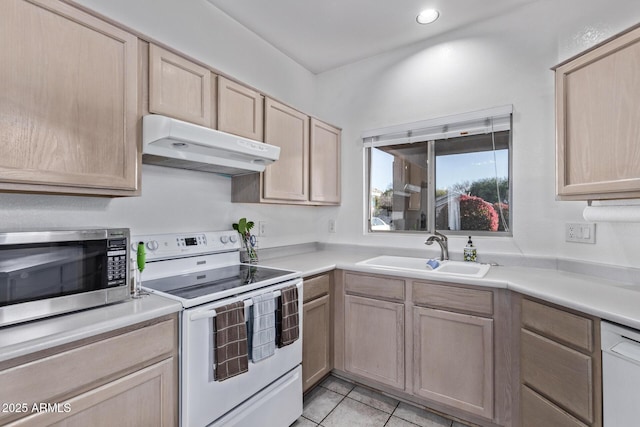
[181,278,303,427]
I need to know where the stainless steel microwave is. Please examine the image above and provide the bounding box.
[0,228,130,328]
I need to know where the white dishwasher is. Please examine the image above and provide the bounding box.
[601,321,640,427]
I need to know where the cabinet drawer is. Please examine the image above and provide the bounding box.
[412,281,493,316]
[7,358,177,427]
[304,274,330,303]
[522,298,593,352]
[522,385,588,427]
[345,272,404,301]
[521,329,594,423]
[0,317,176,424]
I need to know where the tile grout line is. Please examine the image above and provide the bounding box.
[300,415,317,425]
[382,401,402,427]
[344,384,402,416]
[318,393,348,426]
[315,378,465,427]
[316,388,349,426]
[340,395,395,425]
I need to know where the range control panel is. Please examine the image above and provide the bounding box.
[131,230,242,261]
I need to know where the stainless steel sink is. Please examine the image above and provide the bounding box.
[356,255,490,278]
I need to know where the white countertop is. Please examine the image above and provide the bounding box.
[0,294,181,363]
[2,247,638,364]
[261,248,640,331]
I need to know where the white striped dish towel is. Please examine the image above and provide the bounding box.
[251,291,276,362]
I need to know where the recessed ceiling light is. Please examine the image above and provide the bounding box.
[416,9,440,25]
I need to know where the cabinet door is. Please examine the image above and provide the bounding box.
[0,0,138,195]
[9,358,177,427]
[309,118,341,204]
[303,294,332,391]
[344,295,404,390]
[263,98,310,201]
[413,306,493,419]
[555,25,640,199]
[217,76,264,140]
[149,44,211,126]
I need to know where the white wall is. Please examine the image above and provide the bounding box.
[314,0,640,267]
[3,0,640,267]
[0,0,321,246]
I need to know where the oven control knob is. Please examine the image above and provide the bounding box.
[229,235,238,243]
[146,240,159,251]
[131,243,138,252]
[220,236,229,244]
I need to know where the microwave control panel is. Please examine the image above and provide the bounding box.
[107,238,128,287]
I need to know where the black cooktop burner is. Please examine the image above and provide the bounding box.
[142,264,294,300]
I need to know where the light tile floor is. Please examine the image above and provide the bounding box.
[293,375,473,427]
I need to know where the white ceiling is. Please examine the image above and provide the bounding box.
[206,0,537,74]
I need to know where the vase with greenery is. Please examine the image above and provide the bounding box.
[232,217,258,264]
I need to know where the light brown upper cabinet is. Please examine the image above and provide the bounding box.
[231,106,341,205]
[263,98,310,201]
[0,0,139,196]
[217,76,264,141]
[310,118,341,204]
[149,44,213,127]
[555,24,640,200]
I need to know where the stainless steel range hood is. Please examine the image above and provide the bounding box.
[142,115,280,176]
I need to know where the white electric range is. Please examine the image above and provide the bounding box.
[133,230,303,427]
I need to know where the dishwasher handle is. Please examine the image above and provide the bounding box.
[610,340,640,364]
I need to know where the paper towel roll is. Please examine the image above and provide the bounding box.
[583,205,640,222]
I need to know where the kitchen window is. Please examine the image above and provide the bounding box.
[364,106,512,235]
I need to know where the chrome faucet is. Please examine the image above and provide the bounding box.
[425,231,449,261]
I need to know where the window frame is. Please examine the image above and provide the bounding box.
[363,106,513,237]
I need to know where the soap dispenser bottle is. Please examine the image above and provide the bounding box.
[464,236,477,262]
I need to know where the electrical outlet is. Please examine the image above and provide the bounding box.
[328,219,336,233]
[566,222,596,244]
[258,221,266,237]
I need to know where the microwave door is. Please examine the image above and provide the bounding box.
[0,248,89,305]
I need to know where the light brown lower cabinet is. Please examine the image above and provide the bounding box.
[519,296,602,427]
[8,359,175,427]
[521,384,589,427]
[302,273,333,391]
[412,306,493,419]
[344,294,405,390]
[335,271,516,427]
[0,315,178,426]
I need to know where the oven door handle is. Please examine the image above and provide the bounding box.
[189,289,284,321]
